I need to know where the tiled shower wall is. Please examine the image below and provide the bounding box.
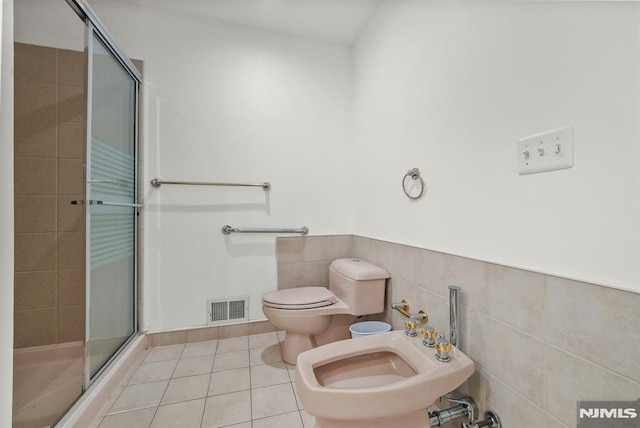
[13,43,86,348]
[276,235,640,428]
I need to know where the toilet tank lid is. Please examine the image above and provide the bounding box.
[330,259,390,280]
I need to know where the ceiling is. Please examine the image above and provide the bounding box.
[97,0,380,45]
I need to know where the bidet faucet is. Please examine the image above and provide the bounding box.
[403,310,428,337]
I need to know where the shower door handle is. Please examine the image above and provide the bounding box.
[88,200,144,208]
[69,200,143,208]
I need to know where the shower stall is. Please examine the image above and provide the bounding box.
[12,1,141,426]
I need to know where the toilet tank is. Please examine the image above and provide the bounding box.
[329,259,390,316]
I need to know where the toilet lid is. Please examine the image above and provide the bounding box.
[262,287,337,310]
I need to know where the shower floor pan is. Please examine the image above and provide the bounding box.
[13,342,83,428]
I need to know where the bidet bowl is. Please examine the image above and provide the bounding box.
[295,330,474,424]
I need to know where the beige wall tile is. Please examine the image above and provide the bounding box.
[457,369,488,415]
[58,158,84,195]
[444,255,489,313]
[15,232,57,271]
[277,262,304,290]
[414,287,448,337]
[301,235,353,262]
[353,235,378,264]
[484,371,547,427]
[149,331,186,347]
[14,195,57,233]
[58,85,84,123]
[387,276,418,330]
[58,196,84,232]
[58,269,84,306]
[14,80,57,122]
[545,345,640,427]
[248,320,277,335]
[58,305,84,343]
[185,326,219,343]
[301,260,330,287]
[58,49,84,87]
[14,157,57,195]
[14,120,57,158]
[58,122,84,159]
[13,44,89,349]
[219,323,249,339]
[14,308,57,348]
[14,270,57,310]
[483,318,546,407]
[57,232,84,269]
[14,43,58,84]
[486,264,545,338]
[460,306,491,370]
[546,276,640,384]
[547,415,568,428]
[276,237,304,263]
[385,242,419,284]
[414,248,447,297]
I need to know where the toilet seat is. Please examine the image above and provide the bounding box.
[262,287,337,310]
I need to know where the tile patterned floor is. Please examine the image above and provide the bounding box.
[92,332,315,428]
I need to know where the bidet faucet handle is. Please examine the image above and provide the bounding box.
[410,310,429,324]
[435,334,452,363]
[404,318,419,337]
[421,326,437,348]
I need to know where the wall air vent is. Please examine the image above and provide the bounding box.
[207,296,248,325]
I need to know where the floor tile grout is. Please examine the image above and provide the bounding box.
[96,332,304,427]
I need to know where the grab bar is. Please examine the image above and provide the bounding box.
[221,225,308,235]
[150,178,271,190]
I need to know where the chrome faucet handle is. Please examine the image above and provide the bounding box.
[421,326,437,348]
[435,334,452,363]
[404,318,419,337]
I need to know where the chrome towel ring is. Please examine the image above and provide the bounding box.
[402,167,425,200]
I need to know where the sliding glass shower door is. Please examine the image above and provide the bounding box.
[85,25,140,384]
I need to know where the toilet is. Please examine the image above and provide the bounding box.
[262,258,389,364]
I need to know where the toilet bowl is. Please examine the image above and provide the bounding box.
[296,330,475,428]
[262,258,389,364]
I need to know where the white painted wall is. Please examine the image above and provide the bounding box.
[353,0,640,292]
[88,1,354,331]
[0,0,14,424]
[14,0,639,340]
[13,0,83,51]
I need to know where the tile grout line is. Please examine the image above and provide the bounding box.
[199,340,218,427]
[147,343,184,426]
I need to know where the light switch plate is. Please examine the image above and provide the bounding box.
[517,126,573,175]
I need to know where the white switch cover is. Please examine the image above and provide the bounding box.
[517,126,573,175]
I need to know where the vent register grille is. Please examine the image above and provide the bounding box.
[207,296,249,325]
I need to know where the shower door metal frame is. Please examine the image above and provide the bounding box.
[65,0,142,390]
